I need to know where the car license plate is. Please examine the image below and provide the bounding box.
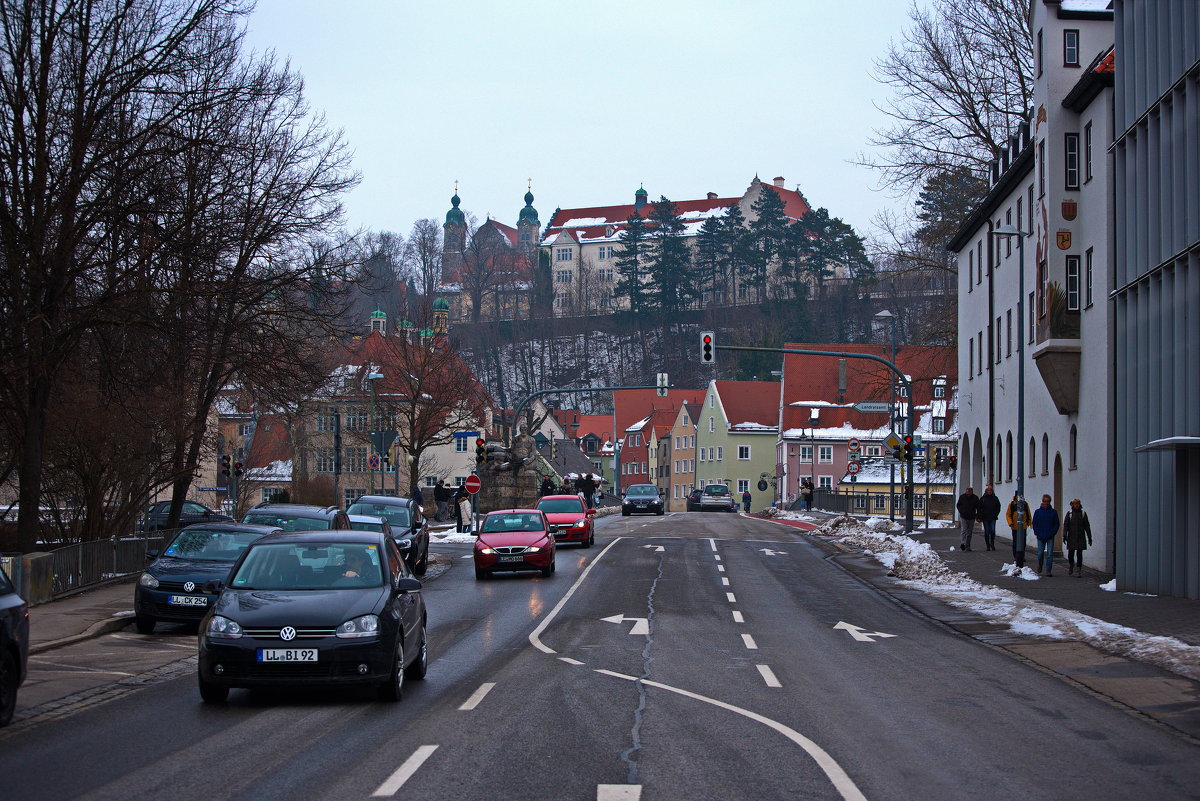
[167,595,208,607]
[497,555,524,563]
[257,648,317,662]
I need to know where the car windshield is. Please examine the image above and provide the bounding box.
[229,543,384,590]
[626,486,658,497]
[704,486,729,496]
[161,528,263,562]
[482,513,545,533]
[242,512,331,530]
[536,499,584,514]
[347,502,411,528]
[349,520,384,533]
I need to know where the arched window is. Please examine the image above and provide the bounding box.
[1006,432,1013,482]
[1069,425,1078,469]
[1029,437,1037,477]
[1042,433,1050,475]
[996,436,1004,483]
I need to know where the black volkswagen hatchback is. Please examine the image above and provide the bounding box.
[345,496,430,576]
[197,529,427,703]
[134,523,280,634]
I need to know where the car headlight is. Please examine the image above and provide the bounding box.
[336,614,380,638]
[573,519,587,528]
[527,546,542,553]
[207,615,242,639]
[478,546,494,555]
[139,572,159,589]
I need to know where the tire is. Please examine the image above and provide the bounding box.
[475,568,489,580]
[656,508,664,515]
[198,673,229,704]
[378,639,405,702]
[540,561,553,578]
[135,615,156,635]
[584,533,594,548]
[0,651,18,726]
[414,543,428,577]
[621,510,630,517]
[403,622,428,681]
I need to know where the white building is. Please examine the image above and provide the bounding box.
[949,0,1114,569]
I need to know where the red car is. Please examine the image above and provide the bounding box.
[474,509,556,580]
[535,494,596,548]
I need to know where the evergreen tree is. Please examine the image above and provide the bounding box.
[747,185,789,301]
[694,214,723,307]
[531,248,554,317]
[791,207,873,300]
[613,211,650,313]
[645,196,698,318]
[718,203,750,304]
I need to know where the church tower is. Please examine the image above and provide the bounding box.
[442,185,466,279]
[517,181,540,255]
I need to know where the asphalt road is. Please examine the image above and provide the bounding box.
[3,512,1199,801]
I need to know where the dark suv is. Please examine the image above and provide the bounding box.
[137,500,233,533]
[241,503,350,532]
[346,496,430,575]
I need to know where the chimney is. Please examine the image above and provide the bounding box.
[773,176,785,188]
[707,192,718,200]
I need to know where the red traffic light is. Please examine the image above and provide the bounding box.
[476,438,485,447]
[903,434,913,445]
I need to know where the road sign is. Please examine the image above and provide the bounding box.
[464,474,482,494]
[847,437,861,452]
[846,460,861,475]
[854,401,891,414]
[367,453,381,470]
[913,434,923,447]
[883,431,903,451]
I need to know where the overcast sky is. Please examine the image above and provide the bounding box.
[243,0,916,242]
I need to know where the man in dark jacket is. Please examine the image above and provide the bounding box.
[1062,498,1092,576]
[956,487,980,551]
[1031,494,1061,576]
[977,485,1002,551]
[433,479,450,522]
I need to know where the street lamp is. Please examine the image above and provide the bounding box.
[874,310,898,521]
[368,371,384,495]
[991,225,1030,566]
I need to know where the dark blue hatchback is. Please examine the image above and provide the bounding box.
[134,523,279,633]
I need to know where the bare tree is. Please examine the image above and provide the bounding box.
[862,0,1033,192]
[404,219,443,300]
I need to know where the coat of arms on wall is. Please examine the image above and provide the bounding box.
[1057,230,1072,250]
[1061,200,1078,220]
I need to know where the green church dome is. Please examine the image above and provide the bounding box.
[433,297,450,311]
[445,193,465,226]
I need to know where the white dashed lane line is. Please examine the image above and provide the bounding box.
[372,745,438,796]
[757,664,783,688]
[741,634,758,650]
[457,682,495,711]
[732,611,744,623]
[726,592,736,603]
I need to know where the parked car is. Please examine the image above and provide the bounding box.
[686,488,703,512]
[535,494,595,548]
[197,528,427,703]
[347,513,393,539]
[345,496,430,576]
[0,563,29,727]
[473,510,555,580]
[137,500,232,533]
[699,483,737,512]
[621,484,664,516]
[241,503,350,532]
[134,523,280,634]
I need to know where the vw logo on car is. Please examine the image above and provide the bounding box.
[279,626,296,641]
[183,581,196,593]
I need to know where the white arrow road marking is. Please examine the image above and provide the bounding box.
[601,613,650,636]
[372,745,438,796]
[458,683,495,711]
[759,548,786,556]
[597,786,642,801]
[834,621,898,642]
[641,544,665,552]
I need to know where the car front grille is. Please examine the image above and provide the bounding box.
[219,661,372,679]
[492,546,530,555]
[241,627,338,640]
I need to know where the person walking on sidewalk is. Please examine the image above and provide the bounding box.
[1032,494,1061,576]
[978,485,1001,550]
[434,479,450,522]
[742,489,752,512]
[454,485,471,533]
[1063,498,1093,577]
[956,487,980,551]
[1006,493,1031,569]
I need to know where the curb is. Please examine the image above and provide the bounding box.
[31,615,132,656]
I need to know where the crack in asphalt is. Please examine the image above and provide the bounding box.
[619,550,664,784]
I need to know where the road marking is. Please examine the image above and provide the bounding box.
[741,634,758,650]
[372,745,438,796]
[601,614,650,636]
[757,664,782,687]
[732,611,744,623]
[28,660,135,676]
[759,548,786,556]
[559,657,584,666]
[834,621,898,642]
[717,564,725,572]
[721,577,730,586]
[460,554,472,559]
[641,544,665,552]
[714,555,722,561]
[458,683,496,711]
[529,537,623,655]
[708,538,718,552]
[594,670,865,801]
[598,785,642,800]
[725,592,736,603]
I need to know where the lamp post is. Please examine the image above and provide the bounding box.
[875,310,898,521]
[368,372,384,494]
[991,225,1030,564]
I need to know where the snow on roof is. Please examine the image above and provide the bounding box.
[247,459,292,482]
[1061,0,1112,12]
[626,415,651,433]
[837,458,953,484]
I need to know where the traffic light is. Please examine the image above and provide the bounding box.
[949,454,958,471]
[220,455,231,477]
[900,434,914,462]
[476,438,487,462]
[700,331,715,364]
[233,461,244,477]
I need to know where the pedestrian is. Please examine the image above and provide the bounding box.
[434,479,450,522]
[741,489,752,512]
[410,482,425,507]
[801,478,813,511]
[1031,494,1061,576]
[1005,493,1031,569]
[1062,498,1092,577]
[562,477,574,494]
[454,485,471,533]
[956,486,980,551]
[978,484,1002,551]
[539,476,555,497]
[577,473,595,508]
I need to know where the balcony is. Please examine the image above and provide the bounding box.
[1032,282,1081,414]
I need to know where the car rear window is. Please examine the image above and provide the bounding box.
[703,486,729,496]
[536,499,584,514]
[242,513,331,530]
[162,528,263,562]
[347,503,411,528]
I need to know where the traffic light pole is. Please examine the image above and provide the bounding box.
[713,344,917,534]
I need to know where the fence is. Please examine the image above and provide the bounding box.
[48,535,166,598]
[804,488,954,521]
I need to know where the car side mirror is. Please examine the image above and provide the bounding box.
[145,549,159,559]
[586,509,596,516]
[394,576,422,593]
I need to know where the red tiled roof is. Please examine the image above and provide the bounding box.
[552,409,614,442]
[614,389,706,436]
[714,381,781,430]
[245,415,292,470]
[1095,48,1115,74]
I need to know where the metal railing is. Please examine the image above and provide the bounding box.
[795,488,952,521]
[49,536,166,597]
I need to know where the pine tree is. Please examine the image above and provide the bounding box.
[614,212,650,313]
[719,203,750,305]
[695,215,723,307]
[791,207,873,300]
[748,185,789,301]
[645,196,698,318]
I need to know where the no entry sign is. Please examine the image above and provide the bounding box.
[464,474,482,494]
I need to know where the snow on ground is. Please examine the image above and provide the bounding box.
[811,516,1200,682]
